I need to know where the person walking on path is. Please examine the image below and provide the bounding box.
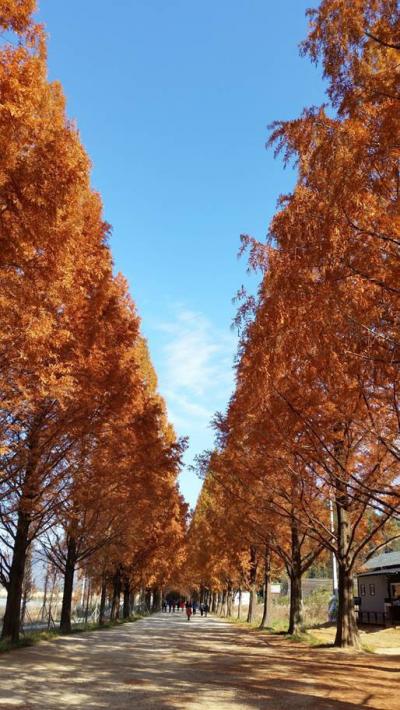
[185,601,192,621]
[204,602,209,617]
[200,603,204,617]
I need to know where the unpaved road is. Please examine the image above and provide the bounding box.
[0,612,399,709]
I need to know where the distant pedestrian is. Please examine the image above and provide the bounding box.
[204,602,209,617]
[200,603,204,617]
[192,601,197,615]
[185,601,192,621]
[162,600,167,612]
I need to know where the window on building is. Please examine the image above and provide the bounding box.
[369,584,376,596]
[360,584,366,596]
[390,583,400,600]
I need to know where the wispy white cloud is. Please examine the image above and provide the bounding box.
[153,305,234,429]
[150,304,237,506]
[157,306,235,408]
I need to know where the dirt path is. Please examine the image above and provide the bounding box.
[0,612,399,709]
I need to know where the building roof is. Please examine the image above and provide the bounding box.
[362,552,400,572]
[358,567,400,578]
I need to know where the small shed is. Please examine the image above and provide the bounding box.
[357,551,400,625]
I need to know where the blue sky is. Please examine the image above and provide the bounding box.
[36,0,326,508]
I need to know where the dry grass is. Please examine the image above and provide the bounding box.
[310,623,400,653]
[234,590,332,632]
[226,591,400,654]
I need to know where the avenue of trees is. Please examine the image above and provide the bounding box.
[0,1,187,643]
[188,0,400,649]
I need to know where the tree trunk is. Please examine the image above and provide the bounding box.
[84,577,91,623]
[219,589,227,617]
[288,572,303,635]
[152,587,161,612]
[334,466,360,648]
[1,510,30,642]
[123,581,131,619]
[41,567,49,621]
[335,563,359,647]
[110,567,121,621]
[145,588,152,612]
[288,521,304,635]
[99,577,107,625]
[60,536,77,633]
[259,544,272,629]
[216,591,222,615]
[246,546,258,623]
[199,585,205,605]
[237,588,242,619]
[20,546,33,628]
[211,591,217,613]
[227,585,233,617]
[130,589,136,615]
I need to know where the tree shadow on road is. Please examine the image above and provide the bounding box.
[0,613,397,709]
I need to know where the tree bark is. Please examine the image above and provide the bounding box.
[110,567,121,621]
[1,510,30,642]
[145,588,152,612]
[99,577,107,625]
[152,587,161,612]
[123,580,131,619]
[246,546,258,623]
[60,536,77,633]
[84,577,91,623]
[216,591,222,615]
[220,589,227,617]
[211,591,217,613]
[259,543,272,629]
[227,584,233,617]
[237,588,242,619]
[335,563,359,647]
[334,453,360,648]
[288,572,303,635]
[288,521,304,635]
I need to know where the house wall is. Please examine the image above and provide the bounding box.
[358,574,387,613]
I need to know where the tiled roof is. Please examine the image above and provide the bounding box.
[363,551,400,571]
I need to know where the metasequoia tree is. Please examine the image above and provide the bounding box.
[261,0,400,647]
[83,343,187,627]
[191,0,400,649]
[0,1,185,641]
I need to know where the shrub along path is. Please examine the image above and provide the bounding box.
[0,612,399,708]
